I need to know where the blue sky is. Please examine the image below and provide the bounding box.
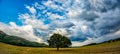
[0,0,43,25]
[0,0,120,46]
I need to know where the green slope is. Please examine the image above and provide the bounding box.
[0,30,47,47]
[0,40,120,54]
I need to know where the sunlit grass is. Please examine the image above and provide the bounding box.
[0,41,120,54]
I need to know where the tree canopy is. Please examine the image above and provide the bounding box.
[47,33,72,50]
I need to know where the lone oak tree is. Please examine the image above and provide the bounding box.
[47,33,72,51]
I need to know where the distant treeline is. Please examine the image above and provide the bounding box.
[0,31,48,47]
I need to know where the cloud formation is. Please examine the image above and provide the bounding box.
[0,22,43,43]
[0,0,120,46]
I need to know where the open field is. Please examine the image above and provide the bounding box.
[0,41,120,54]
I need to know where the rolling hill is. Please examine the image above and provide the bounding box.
[0,30,47,47]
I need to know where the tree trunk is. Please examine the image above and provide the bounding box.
[57,47,59,51]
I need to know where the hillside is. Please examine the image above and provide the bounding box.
[0,39,120,54]
[84,38,120,46]
[0,30,47,47]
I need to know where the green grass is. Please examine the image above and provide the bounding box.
[0,41,120,54]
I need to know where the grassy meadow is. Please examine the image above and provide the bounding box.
[0,41,120,54]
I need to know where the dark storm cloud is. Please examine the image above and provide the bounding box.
[79,11,99,21]
[61,22,75,28]
[78,0,120,36]
[69,0,120,43]
[93,8,120,35]
[89,0,119,12]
